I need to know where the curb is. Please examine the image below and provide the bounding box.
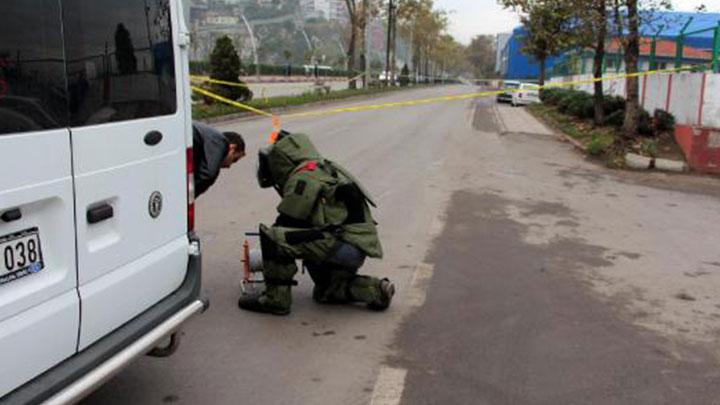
[197,84,439,125]
[624,153,688,172]
[527,107,689,173]
[559,133,588,153]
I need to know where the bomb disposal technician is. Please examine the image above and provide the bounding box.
[238,132,395,315]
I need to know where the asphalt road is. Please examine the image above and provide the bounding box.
[83,86,720,404]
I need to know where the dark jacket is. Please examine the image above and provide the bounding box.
[192,122,229,198]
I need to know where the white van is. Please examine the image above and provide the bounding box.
[0,1,206,403]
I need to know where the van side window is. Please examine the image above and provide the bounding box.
[63,0,177,126]
[0,0,69,135]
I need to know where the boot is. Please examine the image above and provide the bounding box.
[367,279,395,311]
[238,285,292,316]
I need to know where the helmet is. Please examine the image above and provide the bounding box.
[256,147,274,188]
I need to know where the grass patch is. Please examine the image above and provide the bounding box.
[192,85,427,120]
[529,103,614,147]
[528,103,684,168]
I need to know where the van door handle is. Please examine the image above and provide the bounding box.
[1,208,22,223]
[144,131,163,146]
[87,203,114,224]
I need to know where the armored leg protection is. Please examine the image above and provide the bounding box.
[309,266,394,310]
[238,226,298,315]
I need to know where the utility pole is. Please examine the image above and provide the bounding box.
[363,0,369,89]
[384,0,394,86]
[389,0,397,86]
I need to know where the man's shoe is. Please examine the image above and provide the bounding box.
[368,279,395,311]
[238,292,290,316]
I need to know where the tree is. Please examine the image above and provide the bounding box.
[610,0,672,138]
[396,0,449,81]
[114,23,137,75]
[465,35,497,78]
[572,0,610,125]
[344,0,374,89]
[399,63,410,86]
[615,0,641,137]
[500,0,575,87]
[209,35,252,102]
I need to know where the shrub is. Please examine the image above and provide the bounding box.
[567,93,595,119]
[653,109,675,133]
[209,36,252,102]
[640,138,659,157]
[558,91,589,114]
[587,134,611,156]
[399,64,410,87]
[638,110,653,136]
[603,110,624,127]
[542,88,572,105]
[602,95,625,115]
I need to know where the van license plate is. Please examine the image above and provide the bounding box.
[0,228,44,285]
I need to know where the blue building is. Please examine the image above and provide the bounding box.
[499,26,560,80]
[498,11,720,80]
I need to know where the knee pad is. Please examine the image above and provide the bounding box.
[259,226,279,259]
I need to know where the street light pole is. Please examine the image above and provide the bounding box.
[240,13,260,78]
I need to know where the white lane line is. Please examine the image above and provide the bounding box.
[370,367,408,405]
[407,263,434,308]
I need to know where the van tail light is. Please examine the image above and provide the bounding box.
[186,147,195,232]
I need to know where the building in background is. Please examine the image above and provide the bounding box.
[301,0,348,21]
[497,26,559,80]
[495,33,510,76]
[498,11,720,80]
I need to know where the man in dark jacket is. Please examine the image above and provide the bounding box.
[192,121,246,198]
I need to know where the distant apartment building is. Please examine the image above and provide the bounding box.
[301,0,348,21]
[495,33,510,76]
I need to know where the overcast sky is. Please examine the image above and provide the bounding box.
[435,0,717,45]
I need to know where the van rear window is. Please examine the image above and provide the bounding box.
[63,0,177,126]
[0,0,69,135]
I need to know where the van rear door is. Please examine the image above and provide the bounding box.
[0,0,80,396]
[62,0,190,349]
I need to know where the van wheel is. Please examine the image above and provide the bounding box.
[147,332,181,357]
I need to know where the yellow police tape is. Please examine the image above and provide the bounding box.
[191,65,703,122]
[190,73,366,90]
[191,85,274,117]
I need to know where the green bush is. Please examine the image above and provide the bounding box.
[640,138,659,157]
[567,93,595,119]
[558,91,589,114]
[653,109,675,133]
[399,64,410,87]
[189,60,210,75]
[541,88,572,105]
[603,109,624,127]
[587,134,612,156]
[638,110,653,136]
[602,95,625,115]
[209,36,253,102]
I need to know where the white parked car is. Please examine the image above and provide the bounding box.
[1,1,206,403]
[496,80,520,103]
[510,82,541,106]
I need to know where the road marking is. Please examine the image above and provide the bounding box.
[370,367,408,405]
[407,262,434,308]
